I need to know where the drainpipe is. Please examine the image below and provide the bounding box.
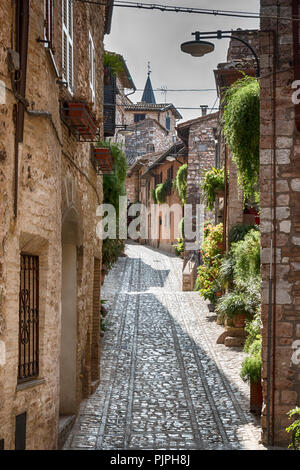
[14,0,29,218]
[264,26,277,447]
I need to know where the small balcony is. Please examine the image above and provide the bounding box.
[92,147,114,174]
[61,101,100,142]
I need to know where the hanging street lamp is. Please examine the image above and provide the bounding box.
[181,30,260,77]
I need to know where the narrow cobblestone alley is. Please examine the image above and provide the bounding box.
[64,242,265,450]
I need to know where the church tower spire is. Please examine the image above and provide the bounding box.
[141,62,156,104]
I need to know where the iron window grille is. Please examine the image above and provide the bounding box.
[18,254,39,382]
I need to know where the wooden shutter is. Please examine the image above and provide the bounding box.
[62,0,73,92]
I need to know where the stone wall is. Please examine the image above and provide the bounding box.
[125,108,177,135]
[0,0,106,450]
[260,0,300,446]
[177,113,219,266]
[125,118,174,162]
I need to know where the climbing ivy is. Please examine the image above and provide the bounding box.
[175,164,187,205]
[97,141,127,272]
[155,179,172,204]
[222,75,260,202]
[97,141,128,213]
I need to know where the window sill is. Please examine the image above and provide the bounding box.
[16,378,45,392]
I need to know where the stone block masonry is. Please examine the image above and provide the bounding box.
[260,0,300,447]
[177,113,219,277]
[0,0,109,449]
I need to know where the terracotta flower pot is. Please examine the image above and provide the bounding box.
[250,380,263,415]
[67,102,98,139]
[233,313,247,328]
[216,189,225,198]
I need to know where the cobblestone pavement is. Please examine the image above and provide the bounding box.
[64,242,265,450]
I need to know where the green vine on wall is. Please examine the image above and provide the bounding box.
[175,164,187,205]
[222,75,260,202]
[98,141,128,271]
[155,179,172,204]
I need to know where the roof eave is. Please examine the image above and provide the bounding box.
[105,0,114,35]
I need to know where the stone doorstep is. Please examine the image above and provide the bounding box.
[224,336,246,348]
[216,326,247,347]
[182,259,197,292]
[58,415,76,450]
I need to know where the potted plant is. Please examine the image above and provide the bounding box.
[286,407,300,450]
[215,290,249,328]
[93,146,114,174]
[240,339,263,414]
[173,238,184,257]
[200,167,225,211]
[65,101,98,139]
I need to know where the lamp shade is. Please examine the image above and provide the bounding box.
[180,40,215,57]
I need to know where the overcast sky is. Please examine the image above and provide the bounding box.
[104,0,260,123]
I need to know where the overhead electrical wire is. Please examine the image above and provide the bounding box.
[74,0,300,22]
[135,88,217,92]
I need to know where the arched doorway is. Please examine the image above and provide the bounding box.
[59,209,79,415]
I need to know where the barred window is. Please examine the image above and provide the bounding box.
[18,254,39,382]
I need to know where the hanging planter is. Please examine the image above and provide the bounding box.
[62,101,99,140]
[200,167,225,211]
[93,147,114,174]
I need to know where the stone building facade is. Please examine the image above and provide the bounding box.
[177,112,219,260]
[259,0,300,447]
[140,141,187,253]
[0,0,113,450]
[124,103,182,164]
